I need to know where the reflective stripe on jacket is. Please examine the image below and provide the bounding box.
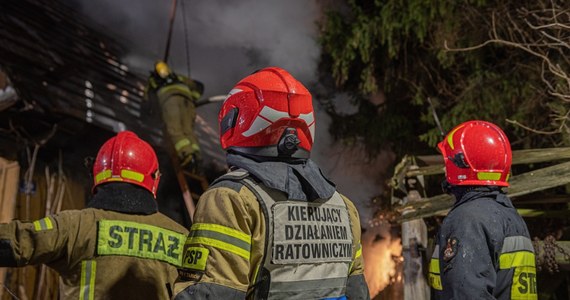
[146,74,201,104]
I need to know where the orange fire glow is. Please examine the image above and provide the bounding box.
[362,223,403,298]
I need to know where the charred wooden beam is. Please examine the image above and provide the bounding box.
[398,161,570,222]
[515,194,570,205]
[516,209,570,218]
[407,147,570,177]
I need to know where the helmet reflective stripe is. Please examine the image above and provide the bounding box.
[298,111,315,125]
[242,107,315,139]
[95,169,145,183]
[446,125,464,150]
[242,117,271,137]
[298,112,315,141]
[258,106,291,122]
[224,89,242,102]
[476,172,502,181]
[95,170,112,184]
[121,170,145,182]
[242,106,290,137]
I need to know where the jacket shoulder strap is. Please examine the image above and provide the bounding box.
[211,168,250,185]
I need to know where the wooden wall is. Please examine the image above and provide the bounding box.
[0,158,86,300]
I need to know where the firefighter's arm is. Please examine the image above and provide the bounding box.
[342,195,371,300]
[0,213,73,267]
[439,211,497,299]
[174,183,258,299]
[143,76,161,115]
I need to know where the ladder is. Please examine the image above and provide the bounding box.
[167,145,209,223]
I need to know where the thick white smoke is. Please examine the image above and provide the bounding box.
[67,0,319,90]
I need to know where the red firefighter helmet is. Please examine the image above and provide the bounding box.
[438,120,512,187]
[219,67,315,158]
[92,131,160,197]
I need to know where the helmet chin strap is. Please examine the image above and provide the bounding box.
[441,179,452,194]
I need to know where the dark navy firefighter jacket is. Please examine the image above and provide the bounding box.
[429,189,537,300]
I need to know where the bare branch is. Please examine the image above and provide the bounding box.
[506,119,562,135]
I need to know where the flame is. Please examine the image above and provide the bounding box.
[362,224,403,298]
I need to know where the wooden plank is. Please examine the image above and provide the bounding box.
[402,190,429,300]
[516,209,570,218]
[508,160,570,197]
[0,158,20,299]
[405,164,443,177]
[408,147,570,177]
[398,161,570,222]
[515,194,570,204]
[0,158,20,222]
[398,201,452,223]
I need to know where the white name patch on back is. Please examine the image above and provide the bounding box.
[272,202,353,264]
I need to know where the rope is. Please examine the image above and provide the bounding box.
[180,0,192,77]
[163,0,178,63]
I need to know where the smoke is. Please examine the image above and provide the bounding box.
[312,104,395,222]
[67,0,320,90]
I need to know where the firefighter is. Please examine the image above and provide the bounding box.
[428,120,537,300]
[174,67,370,299]
[145,60,204,171]
[0,131,189,299]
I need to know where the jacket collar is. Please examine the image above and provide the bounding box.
[226,153,336,201]
[451,187,513,211]
[88,182,158,215]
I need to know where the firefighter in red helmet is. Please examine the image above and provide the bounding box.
[174,67,370,299]
[428,121,537,300]
[0,131,188,299]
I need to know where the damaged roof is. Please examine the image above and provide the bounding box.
[0,0,164,143]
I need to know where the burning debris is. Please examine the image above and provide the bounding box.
[362,211,403,299]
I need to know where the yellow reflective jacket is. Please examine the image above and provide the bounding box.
[145,73,202,105]
[174,170,368,299]
[0,208,189,300]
